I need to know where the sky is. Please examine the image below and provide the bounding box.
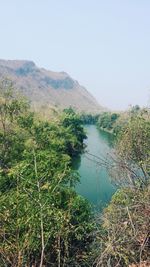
[0,0,150,110]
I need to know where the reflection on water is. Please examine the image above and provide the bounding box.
[97,128,115,147]
[73,125,116,211]
[72,154,81,170]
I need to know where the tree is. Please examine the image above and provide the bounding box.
[0,85,94,266]
[0,79,28,170]
[111,114,150,187]
[60,108,87,156]
[97,112,120,132]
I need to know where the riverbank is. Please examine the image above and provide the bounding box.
[97,126,115,135]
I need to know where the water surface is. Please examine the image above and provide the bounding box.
[73,125,116,211]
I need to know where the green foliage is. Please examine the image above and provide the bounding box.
[60,108,87,157]
[97,112,120,134]
[116,114,150,186]
[0,86,94,266]
[79,113,99,125]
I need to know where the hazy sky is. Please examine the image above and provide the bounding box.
[0,0,150,110]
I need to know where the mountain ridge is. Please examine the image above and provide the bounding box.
[0,59,104,113]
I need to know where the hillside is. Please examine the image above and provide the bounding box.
[0,59,103,113]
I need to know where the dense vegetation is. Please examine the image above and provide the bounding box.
[0,80,150,267]
[97,106,143,136]
[97,112,120,135]
[0,82,94,267]
[79,113,99,125]
[96,111,150,267]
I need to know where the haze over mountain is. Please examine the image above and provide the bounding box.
[0,60,103,113]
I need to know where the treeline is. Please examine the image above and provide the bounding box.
[79,112,121,135]
[96,105,148,136]
[79,106,145,137]
[79,113,99,124]
[97,112,120,135]
[0,82,94,267]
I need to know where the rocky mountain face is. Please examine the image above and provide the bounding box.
[0,59,103,113]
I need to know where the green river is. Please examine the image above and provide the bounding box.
[74,125,116,211]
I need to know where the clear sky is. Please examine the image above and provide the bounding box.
[0,0,150,110]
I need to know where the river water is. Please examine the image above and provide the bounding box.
[73,125,116,211]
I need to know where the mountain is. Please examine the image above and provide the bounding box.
[0,59,103,113]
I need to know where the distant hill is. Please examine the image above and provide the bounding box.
[0,59,104,113]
